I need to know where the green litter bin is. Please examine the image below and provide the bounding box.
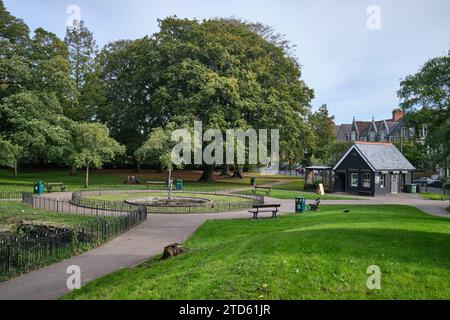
[251,177,256,186]
[296,197,306,214]
[176,180,184,191]
[406,184,417,194]
[34,181,44,195]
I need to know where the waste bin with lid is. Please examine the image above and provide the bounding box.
[295,197,306,214]
[176,180,184,191]
[34,181,44,195]
[406,184,417,194]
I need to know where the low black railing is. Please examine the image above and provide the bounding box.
[0,190,24,200]
[70,189,264,214]
[0,205,147,279]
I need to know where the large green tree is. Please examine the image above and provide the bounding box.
[309,104,336,165]
[97,17,314,180]
[0,1,77,174]
[398,52,450,177]
[0,0,30,99]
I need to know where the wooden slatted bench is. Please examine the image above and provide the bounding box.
[146,181,167,189]
[253,186,272,195]
[358,191,372,197]
[249,204,281,219]
[46,183,66,193]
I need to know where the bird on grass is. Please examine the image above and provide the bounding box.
[343,209,351,213]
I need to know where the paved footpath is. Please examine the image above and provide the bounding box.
[0,187,448,300]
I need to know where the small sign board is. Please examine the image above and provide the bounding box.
[316,184,325,196]
[375,176,380,184]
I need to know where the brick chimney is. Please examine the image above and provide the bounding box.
[392,109,404,122]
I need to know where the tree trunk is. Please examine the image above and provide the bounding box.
[70,164,77,176]
[199,165,215,183]
[85,165,89,189]
[134,158,142,173]
[220,164,231,176]
[13,161,18,178]
[168,168,173,200]
[232,165,244,179]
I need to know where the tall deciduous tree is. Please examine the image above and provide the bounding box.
[71,123,125,188]
[398,52,450,177]
[1,2,79,176]
[0,92,73,174]
[135,123,184,199]
[0,0,30,99]
[309,105,336,165]
[97,18,314,181]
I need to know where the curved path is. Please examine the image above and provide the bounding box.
[0,185,448,300]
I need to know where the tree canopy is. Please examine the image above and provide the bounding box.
[96,17,315,179]
[398,52,450,174]
[1,1,323,180]
[0,1,120,178]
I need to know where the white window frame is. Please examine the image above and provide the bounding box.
[380,174,386,188]
[363,173,371,188]
[351,173,359,187]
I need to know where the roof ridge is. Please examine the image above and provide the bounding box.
[354,142,393,146]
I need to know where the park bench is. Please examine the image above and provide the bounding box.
[45,183,66,193]
[309,198,321,211]
[145,181,167,189]
[253,186,272,195]
[358,191,372,197]
[249,204,281,219]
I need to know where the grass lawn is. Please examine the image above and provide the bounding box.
[0,201,99,228]
[271,179,305,191]
[420,192,450,201]
[0,169,277,193]
[62,205,450,300]
[84,192,249,203]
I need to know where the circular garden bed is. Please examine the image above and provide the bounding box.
[70,190,263,214]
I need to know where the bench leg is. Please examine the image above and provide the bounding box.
[272,210,278,219]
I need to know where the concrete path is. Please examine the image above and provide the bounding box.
[1,186,448,300]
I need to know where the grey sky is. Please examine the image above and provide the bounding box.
[5,0,450,123]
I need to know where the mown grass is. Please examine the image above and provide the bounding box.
[271,179,305,191]
[84,192,249,203]
[0,201,98,228]
[62,205,450,300]
[0,169,277,193]
[420,192,450,201]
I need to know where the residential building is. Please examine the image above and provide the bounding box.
[334,109,427,144]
